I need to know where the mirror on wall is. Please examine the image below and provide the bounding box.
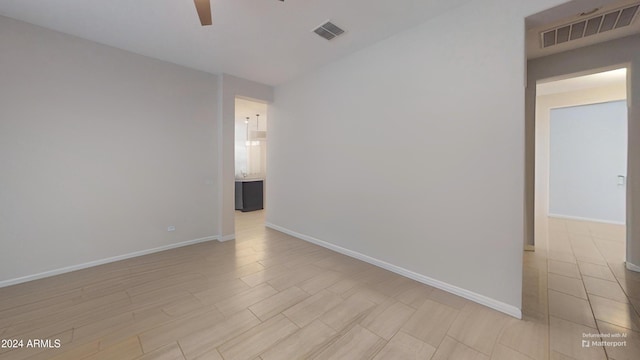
[235,98,267,180]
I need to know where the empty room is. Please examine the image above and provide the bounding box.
[1,0,639,359]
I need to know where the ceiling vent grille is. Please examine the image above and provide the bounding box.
[541,4,640,48]
[313,21,345,41]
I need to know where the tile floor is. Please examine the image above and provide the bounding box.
[526,216,640,360]
[0,211,638,359]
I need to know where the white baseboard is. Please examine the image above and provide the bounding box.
[0,235,218,288]
[548,214,625,225]
[265,222,522,319]
[626,262,640,273]
[219,234,236,242]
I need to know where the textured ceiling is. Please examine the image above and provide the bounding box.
[0,0,470,86]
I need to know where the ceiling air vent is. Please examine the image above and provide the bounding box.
[313,21,345,41]
[541,3,640,48]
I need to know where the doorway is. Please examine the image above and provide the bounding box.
[534,68,628,262]
[234,97,268,235]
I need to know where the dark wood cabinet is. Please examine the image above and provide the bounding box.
[235,180,264,212]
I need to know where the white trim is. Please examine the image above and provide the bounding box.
[219,234,236,242]
[548,213,625,225]
[0,236,218,288]
[626,262,640,273]
[265,222,522,319]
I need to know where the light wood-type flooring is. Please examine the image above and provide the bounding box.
[0,211,639,359]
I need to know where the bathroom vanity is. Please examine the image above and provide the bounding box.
[235,179,264,212]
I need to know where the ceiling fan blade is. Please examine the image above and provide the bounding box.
[194,0,212,26]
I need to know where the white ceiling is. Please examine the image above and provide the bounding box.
[235,98,267,125]
[536,67,627,95]
[0,0,470,86]
[526,0,640,59]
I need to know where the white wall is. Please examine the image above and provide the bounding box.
[268,0,566,317]
[535,84,628,225]
[0,17,219,284]
[549,101,627,223]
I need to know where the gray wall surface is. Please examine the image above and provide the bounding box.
[549,101,627,223]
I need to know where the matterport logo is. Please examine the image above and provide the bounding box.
[582,332,627,348]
